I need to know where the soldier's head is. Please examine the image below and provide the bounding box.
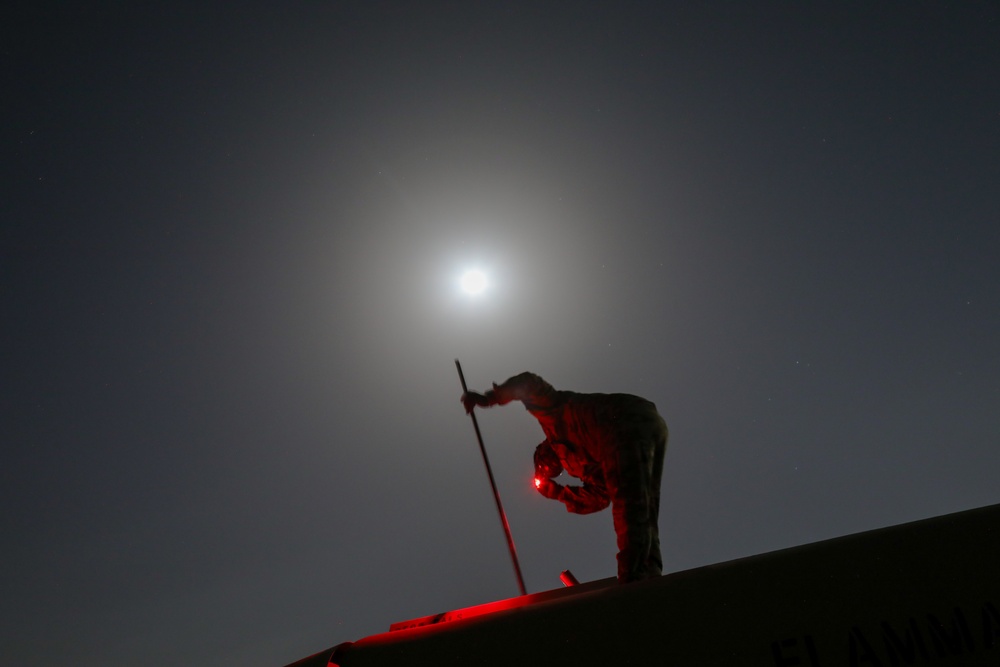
[534,440,564,479]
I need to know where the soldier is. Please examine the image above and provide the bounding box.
[462,371,668,583]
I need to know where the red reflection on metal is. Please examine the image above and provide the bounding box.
[559,570,580,587]
[389,596,531,632]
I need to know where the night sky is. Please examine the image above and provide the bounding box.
[4,4,999,666]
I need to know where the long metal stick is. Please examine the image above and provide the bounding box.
[455,359,527,596]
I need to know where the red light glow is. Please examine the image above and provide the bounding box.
[534,477,542,488]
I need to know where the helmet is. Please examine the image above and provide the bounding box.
[534,440,563,479]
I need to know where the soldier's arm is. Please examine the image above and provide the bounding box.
[464,371,554,414]
[490,371,551,406]
[559,482,611,515]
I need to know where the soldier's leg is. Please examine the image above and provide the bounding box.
[645,423,667,576]
[607,441,655,583]
[610,494,632,583]
[602,457,630,581]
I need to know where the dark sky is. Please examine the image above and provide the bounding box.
[4,3,999,665]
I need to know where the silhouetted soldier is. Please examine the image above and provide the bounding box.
[463,372,668,583]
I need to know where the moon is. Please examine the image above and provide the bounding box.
[460,270,488,295]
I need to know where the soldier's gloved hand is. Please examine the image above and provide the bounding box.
[461,391,490,414]
[534,476,564,500]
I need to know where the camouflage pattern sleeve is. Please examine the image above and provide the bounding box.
[489,372,556,407]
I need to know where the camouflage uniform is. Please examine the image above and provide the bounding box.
[486,372,668,583]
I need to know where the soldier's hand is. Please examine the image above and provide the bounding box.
[461,391,489,414]
[534,476,564,500]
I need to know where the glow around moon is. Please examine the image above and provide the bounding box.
[459,269,489,295]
